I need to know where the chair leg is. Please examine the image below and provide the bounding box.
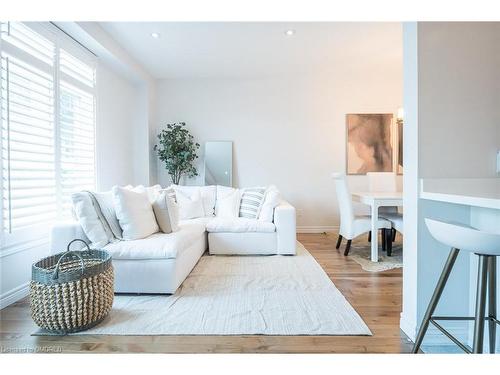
[473,255,489,354]
[392,228,396,241]
[382,229,387,251]
[412,248,460,353]
[368,232,371,242]
[488,256,497,354]
[336,235,343,250]
[344,240,352,256]
[386,229,393,257]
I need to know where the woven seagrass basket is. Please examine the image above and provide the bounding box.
[30,239,114,334]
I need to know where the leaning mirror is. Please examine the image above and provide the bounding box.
[204,141,233,186]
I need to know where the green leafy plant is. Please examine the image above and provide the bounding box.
[154,122,200,185]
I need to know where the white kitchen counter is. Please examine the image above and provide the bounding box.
[420,178,500,210]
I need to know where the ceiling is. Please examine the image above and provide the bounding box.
[99,22,402,79]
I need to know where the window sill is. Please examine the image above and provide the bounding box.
[0,237,49,258]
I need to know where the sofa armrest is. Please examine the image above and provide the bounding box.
[274,200,296,255]
[50,221,89,254]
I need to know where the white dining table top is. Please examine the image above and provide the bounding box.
[351,191,403,205]
[352,191,403,198]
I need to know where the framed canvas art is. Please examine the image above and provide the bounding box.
[346,113,393,175]
[397,119,403,174]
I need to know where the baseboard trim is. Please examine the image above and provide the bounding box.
[400,313,417,342]
[0,282,29,309]
[296,226,338,234]
[422,323,469,351]
[401,313,470,352]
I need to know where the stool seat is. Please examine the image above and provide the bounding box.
[425,218,500,256]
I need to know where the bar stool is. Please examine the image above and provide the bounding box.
[412,218,500,354]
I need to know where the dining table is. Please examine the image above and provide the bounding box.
[351,191,403,262]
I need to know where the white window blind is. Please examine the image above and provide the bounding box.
[1,22,96,243]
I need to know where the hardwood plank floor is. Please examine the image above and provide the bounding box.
[0,232,413,353]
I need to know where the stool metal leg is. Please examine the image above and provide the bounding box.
[473,255,489,353]
[412,248,460,353]
[488,256,497,354]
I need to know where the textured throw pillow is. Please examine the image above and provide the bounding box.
[175,189,205,219]
[239,187,266,219]
[215,186,241,218]
[172,185,216,217]
[258,185,281,222]
[152,188,179,233]
[112,186,159,240]
[72,192,113,248]
[91,191,123,239]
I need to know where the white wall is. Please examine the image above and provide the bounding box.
[401,22,500,350]
[400,22,420,339]
[97,64,146,189]
[155,52,403,229]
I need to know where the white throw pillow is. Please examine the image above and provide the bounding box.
[152,188,179,233]
[112,185,159,240]
[176,188,205,219]
[172,185,216,217]
[72,192,112,248]
[258,185,281,222]
[145,184,162,204]
[166,192,180,232]
[215,186,241,218]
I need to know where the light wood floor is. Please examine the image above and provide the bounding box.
[0,232,413,353]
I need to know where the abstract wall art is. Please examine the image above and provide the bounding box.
[346,113,393,175]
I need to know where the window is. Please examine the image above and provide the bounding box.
[1,22,96,247]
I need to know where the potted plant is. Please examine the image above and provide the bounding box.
[154,122,200,185]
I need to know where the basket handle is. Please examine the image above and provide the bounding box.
[52,239,90,280]
[52,251,85,280]
[66,238,91,253]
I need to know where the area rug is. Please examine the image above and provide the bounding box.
[348,237,403,273]
[34,242,371,336]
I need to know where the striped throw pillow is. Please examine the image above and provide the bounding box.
[239,187,266,219]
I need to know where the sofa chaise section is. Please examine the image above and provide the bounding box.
[51,221,207,294]
[207,200,296,255]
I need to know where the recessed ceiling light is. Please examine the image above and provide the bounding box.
[284,29,295,36]
[151,32,160,39]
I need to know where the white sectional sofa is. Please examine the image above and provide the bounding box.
[51,193,296,294]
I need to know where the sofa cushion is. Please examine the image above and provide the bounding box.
[179,217,213,227]
[102,221,206,260]
[206,217,275,233]
[176,188,205,219]
[239,187,266,219]
[215,186,241,218]
[258,185,281,222]
[152,188,179,234]
[112,186,159,240]
[71,192,113,248]
[143,184,162,204]
[172,185,216,217]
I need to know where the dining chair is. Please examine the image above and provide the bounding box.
[332,173,392,256]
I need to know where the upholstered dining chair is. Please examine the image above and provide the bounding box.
[332,173,392,256]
